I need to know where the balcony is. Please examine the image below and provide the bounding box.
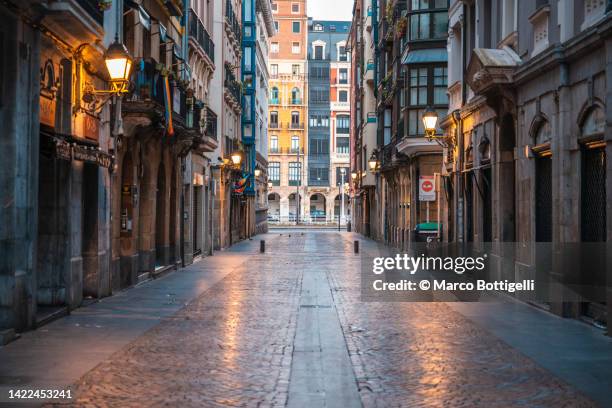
[290,98,302,105]
[224,65,242,111]
[270,98,280,105]
[124,59,187,128]
[225,0,242,51]
[284,122,305,130]
[268,147,304,155]
[269,122,280,129]
[189,9,215,66]
[43,0,104,46]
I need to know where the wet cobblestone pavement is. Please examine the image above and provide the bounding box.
[46,231,597,407]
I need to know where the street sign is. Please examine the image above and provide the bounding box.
[419,176,436,201]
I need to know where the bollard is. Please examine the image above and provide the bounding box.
[354,240,359,254]
[260,240,265,253]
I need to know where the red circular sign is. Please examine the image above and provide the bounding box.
[422,181,434,192]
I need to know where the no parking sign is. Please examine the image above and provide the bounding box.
[419,176,436,201]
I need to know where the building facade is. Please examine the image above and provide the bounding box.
[267,0,308,222]
[352,0,448,248]
[0,0,268,335]
[1,0,115,332]
[349,0,382,239]
[184,0,218,264]
[441,0,611,330]
[252,0,276,235]
[307,20,352,223]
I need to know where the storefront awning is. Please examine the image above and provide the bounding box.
[402,49,448,65]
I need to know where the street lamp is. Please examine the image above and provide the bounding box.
[351,171,358,180]
[254,168,262,177]
[105,40,132,84]
[368,150,380,172]
[422,107,439,140]
[230,151,243,167]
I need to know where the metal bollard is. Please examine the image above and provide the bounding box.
[354,240,359,254]
[260,240,265,253]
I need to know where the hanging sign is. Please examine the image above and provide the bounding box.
[419,176,436,202]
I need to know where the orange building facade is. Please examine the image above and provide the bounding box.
[267,0,309,222]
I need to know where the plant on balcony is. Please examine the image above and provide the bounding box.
[385,1,394,24]
[98,0,112,11]
[395,16,407,38]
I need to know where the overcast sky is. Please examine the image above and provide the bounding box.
[307,0,353,21]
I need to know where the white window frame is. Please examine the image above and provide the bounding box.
[292,42,301,54]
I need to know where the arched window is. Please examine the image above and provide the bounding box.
[291,87,300,104]
[270,87,279,103]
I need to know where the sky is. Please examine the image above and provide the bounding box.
[307,0,353,21]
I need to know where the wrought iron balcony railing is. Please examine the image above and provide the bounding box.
[225,0,242,44]
[189,9,215,63]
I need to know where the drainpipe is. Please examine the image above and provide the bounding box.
[182,0,189,81]
[451,109,463,243]
[372,0,378,97]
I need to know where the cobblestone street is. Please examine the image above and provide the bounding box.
[2,230,611,407]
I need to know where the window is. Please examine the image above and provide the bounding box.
[406,65,446,137]
[409,68,428,105]
[309,66,328,79]
[338,90,348,102]
[291,87,301,104]
[270,64,278,77]
[291,136,300,152]
[309,114,329,127]
[270,111,278,127]
[408,0,448,41]
[274,21,279,31]
[309,138,329,155]
[271,42,279,53]
[314,45,324,59]
[292,21,300,33]
[336,136,350,154]
[270,87,279,103]
[310,88,329,104]
[269,162,280,185]
[289,162,302,186]
[292,64,300,75]
[336,115,350,133]
[309,167,329,185]
[292,42,300,54]
[338,45,348,61]
[291,111,300,127]
[291,2,299,13]
[270,136,279,152]
[271,2,277,12]
[338,68,348,84]
[314,23,323,31]
[433,67,448,104]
